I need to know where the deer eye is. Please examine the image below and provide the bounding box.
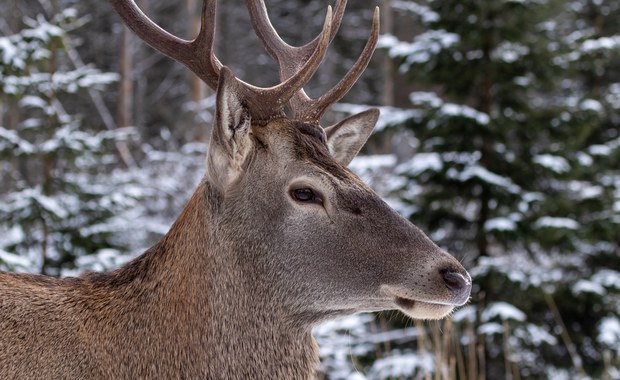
[290,188,323,205]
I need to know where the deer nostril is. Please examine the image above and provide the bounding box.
[442,271,466,291]
[440,269,472,305]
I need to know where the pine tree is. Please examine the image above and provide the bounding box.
[0,9,136,275]
[375,0,620,377]
[550,0,620,376]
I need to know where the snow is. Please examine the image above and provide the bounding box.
[397,152,443,176]
[349,154,397,186]
[314,314,375,379]
[410,91,490,125]
[513,76,532,86]
[442,151,482,164]
[0,37,21,68]
[350,154,396,171]
[0,126,35,154]
[588,144,612,156]
[581,35,620,53]
[478,322,504,335]
[70,249,133,273]
[35,193,69,219]
[438,103,491,125]
[391,0,439,23]
[533,154,571,173]
[378,30,460,71]
[368,352,434,378]
[397,152,521,195]
[517,324,558,346]
[485,216,518,232]
[76,72,119,89]
[22,16,64,42]
[591,269,620,289]
[4,187,70,219]
[19,95,48,109]
[482,302,526,322]
[472,256,528,286]
[0,17,70,76]
[2,69,118,96]
[598,317,620,348]
[580,99,603,113]
[448,229,592,290]
[332,103,423,131]
[0,249,32,269]
[409,92,442,109]
[452,305,477,322]
[492,41,530,63]
[568,181,603,199]
[447,165,521,193]
[315,315,421,356]
[576,152,593,167]
[534,216,580,230]
[572,279,606,296]
[315,313,374,338]
[606,83,620,109]
[50,69,119,93]
[346,374,366,380]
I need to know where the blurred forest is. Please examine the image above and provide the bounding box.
[1,0,619,379]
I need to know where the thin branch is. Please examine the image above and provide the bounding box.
[63,36,136,167]
[544,292,588,378]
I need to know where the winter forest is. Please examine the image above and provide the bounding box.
[1,0,619,378]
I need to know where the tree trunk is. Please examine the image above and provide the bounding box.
[381,0,394,107]
[187,0,208,142]
[115,25,136,166]
[187,0,204,105]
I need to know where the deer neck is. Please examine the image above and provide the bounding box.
[93,183,319,378]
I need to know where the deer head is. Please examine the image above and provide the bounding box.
[108,0,470,321]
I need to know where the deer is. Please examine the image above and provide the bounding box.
[0,0,471,378]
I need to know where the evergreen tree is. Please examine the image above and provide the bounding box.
[555,0,620,375]
[374,0,620,377]
[0,9,136,275]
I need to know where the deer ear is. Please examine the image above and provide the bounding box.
[324,108,379,166]
[206,67,253,193]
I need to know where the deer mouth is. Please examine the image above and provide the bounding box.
[394,296,416,309]
[393,296,456,320]
[382,286,460,320]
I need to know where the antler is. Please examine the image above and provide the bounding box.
[246,0,380,124]
[108,0,334,121]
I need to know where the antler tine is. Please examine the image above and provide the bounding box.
[242,6,333,112]
[247,1,379,124]
[111,0,335,121]
[191,0,223,89]
[246,0,346,62]
[109,0,222,90]
[303,7,380,123]
[246,0,346,111]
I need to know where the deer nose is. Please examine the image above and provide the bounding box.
[440,269,472,306]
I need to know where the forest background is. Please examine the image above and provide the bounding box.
[1,0,619,378]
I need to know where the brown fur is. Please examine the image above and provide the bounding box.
[0,187,318,378]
